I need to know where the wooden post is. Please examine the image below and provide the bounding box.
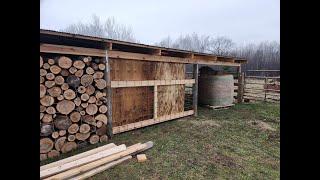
[105,50,113,138]
[237,70,245,103]
[192,64,198,116]
[264,77,267,102]
[154,85,158,119]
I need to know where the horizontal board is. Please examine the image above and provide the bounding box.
[111,79,195,88]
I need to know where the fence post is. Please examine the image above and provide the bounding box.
[264,77,267,102]
[237,72,245,103]
[192,64,198,116]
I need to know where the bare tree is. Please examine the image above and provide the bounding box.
[207,36,235,56]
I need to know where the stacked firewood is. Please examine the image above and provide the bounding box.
[40,55,109,161]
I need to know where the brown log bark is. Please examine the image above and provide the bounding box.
[43,63,50,70]
[48,58,55,65]
[58,56,72,69]
[86,104,98,115]
[40,123,53,136]
[46,106,56,115]
[40,138,54,153]
[70,111,81,122]
[82,115,96,125]
[99,135,108,143]
[54,115,72,130]
[86,85,95,95]
[61,83,69,91]
[79,124,91,133]
[40,95,54,106]
[66,75,81,88]
[40,56,43,68]
[96,121,103,128]
[52,131,59,139]
[59,130,67,136]
[93,72,104,79]
[60,69,70,77]
[47,87,62,97]
[55,75,65,85]
[89,134,99,144]
[50,65,61,74]
[91,63,99,71]
[74,97,81,106]
[42,114,53,123]
[45,81,55,88]
[98,64,106,71]
[40,154,48,161]
[80,110,86,116]
[81,102,89,108]
[81,74,94,87]
[96,125,107,136]
[57,95,64,101]
[95,79,107,90]
[55,137,67,151]
[88,96,97,104]
[77,86,86,94]
[46,73,55,81]
[40,84,46,98]
[63,89,76,100]
[86,67,95,75]
[68,135,76,142]
[40,76,45,84]
[76,132,90,141]
[73,60,85,69]
[48,150,60,158]
[69,67,77,74]
[99,105,108,113]
[40,69,47,77]
[95,114,108,124]
[56,100,75,115]
[75,69,84,77]
[81,93,90,101]
[40,105,46,113]
[68,123,79,134]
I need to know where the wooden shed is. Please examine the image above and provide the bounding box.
[40,29,247,141]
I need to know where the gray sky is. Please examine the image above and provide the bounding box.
[40,0,279,45]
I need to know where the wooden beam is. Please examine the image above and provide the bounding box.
[154,85,158,119]
[40,43,105,57]
[105,50,113,138]
[112,110,194,134]
[111,79,195,88]
[106,42,112,50]
[193,64,199,116]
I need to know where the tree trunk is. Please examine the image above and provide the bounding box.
[58,56,73,69]
[89,135,99,144]
[40,138,54,153]
[64,89,76,100]
[86,104,98,115]
[56,100,75,115]
[73,60,85,69]
[70,111,81,122]
[76,133,90,141]
[54,115,72,130]
[40,84,46,98]
[79,124,91,133]
[50,65,61,74]
[47,87,61,97]
[40,95,54,106]
[81,74,94,87]
[55,76,65,85]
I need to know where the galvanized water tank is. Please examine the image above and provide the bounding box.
[198,74,234,106]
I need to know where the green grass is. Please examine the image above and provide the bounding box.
[41,102,280,180]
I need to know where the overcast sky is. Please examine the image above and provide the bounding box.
[40,0,279,45]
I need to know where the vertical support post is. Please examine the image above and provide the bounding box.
[154,85,158,119]
[237,67,245,103]
[192,64,198,116]
[105,50,113,138]
[264,77,267,102]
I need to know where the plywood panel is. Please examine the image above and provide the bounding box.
[154,62,185,80]
[157,85,185,117]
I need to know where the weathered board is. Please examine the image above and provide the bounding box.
[157,85,185,117]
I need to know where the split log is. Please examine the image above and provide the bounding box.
[88,96,96,104]
[45,81,55,88]
[70,111,81,122]
[43,63,50,70]
[66,75,81,88]
[74,69,84,78]
[98,64,106,70]
[68,135,76,141]
[95,114,108,124]
[46,73,55,80]
[68,124,79,134]
[80,111,86,116]
[91,63,99,71]
[137,154,147,162]
[63,89,76,100]
[40,69,47,77]
[96,121,103,128]
[79,124,90,133]
[75,132,90,141]
[40,154,48,161]
[95,91,105,99]
[81,93,90,101]
[77,86,86,94]
[60,69,70,77]
[61,142,77,153]
[50,65,61,74]
[58,56,72,69]
[82,115,96,125]
[42,114,53,123]
[99,105,107,113]
[56,100,75,115]
[99,135,108,143]
[40,56,43,68]
[69,67,78,74]
[86,67,95,75]
[95,79,107,90]
[86,85,95,95]
[40,84,46,98]
[57,95,64,101]
[47,87,61,97]
[46,106,56,115]
[40,95,54,107]
[40,76,45,83]
[40,124,53,136]
[55,137,67,151]
[40,138,54,153]
[48,58,55,65]
[81,102,89,108]
[48,150,60,159]
[81,74,94,87]
[54,115,72,130]
[54,76,65,85]
[73,60,85,69]
[51,131,59,139]
[89,135,99,144]
[40,105,46,113]
[96,125,107,136]
[40,113,44,120]
[93,72,104,79]
[86,104,98,115]
[74,97,81,106]
[61,83,69,90]
[59,130,67,136]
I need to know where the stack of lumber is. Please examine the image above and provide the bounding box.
[40,141,153,180]
[40,55,109,160]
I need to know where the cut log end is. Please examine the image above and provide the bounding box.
[40,138,54,153]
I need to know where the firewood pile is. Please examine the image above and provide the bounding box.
[40,55,109,161]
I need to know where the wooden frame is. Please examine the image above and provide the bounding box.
[111,79,195,88]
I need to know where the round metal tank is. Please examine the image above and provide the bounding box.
[198,74,234,106]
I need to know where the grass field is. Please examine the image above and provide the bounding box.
[41,102,280,179]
